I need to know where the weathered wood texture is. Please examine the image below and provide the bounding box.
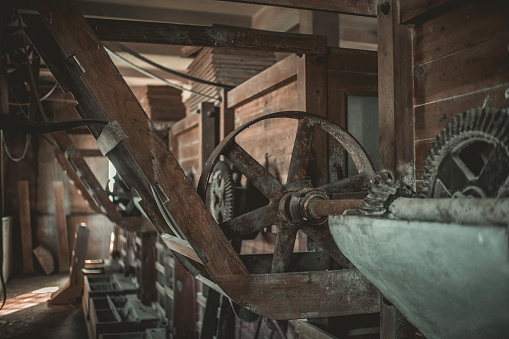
[413,1,509,182]
[33,245,54,275]
[184,47,275,116]
[173,258,196,338]
[377,0,414,185]
[327,47,378,181]
[18,180,34,273]
[132,86,185,121]
[228,55,300,184]
[86,18,328,54]
[218,0,376,16]
[29,0,247,278]
[50,223,89,305]
[169,114,201,185]
[399,0,458,24]
[53,181,70,272]
[227,53,331,185]
[215,269,380,320]
[138,232,157,305]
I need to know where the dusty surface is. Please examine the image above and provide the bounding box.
[0,273,88,339]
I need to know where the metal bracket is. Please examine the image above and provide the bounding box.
[96,120,128,155]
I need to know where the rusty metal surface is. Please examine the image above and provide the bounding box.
[421,107,509,199]
[312,199,364,217]
[389,197,509,225]
[198,111,375,273]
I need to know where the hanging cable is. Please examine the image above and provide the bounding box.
[3,87,32,162]
[105,47,218,101]
[40,82,58,101]
[111,42,234,90]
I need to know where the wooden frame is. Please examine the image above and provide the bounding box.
[22,0,381,320]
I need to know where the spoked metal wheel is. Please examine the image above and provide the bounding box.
[198,111,376,273]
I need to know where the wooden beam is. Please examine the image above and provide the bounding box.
[218,0,377,17]
[215,269,380,319]
[85,18,327,55]
[53,181,70,273]
[201,102,219,166]
[18,180,34,273]
[300,11,340,47]
[297,54,328,186]
[27,0,248,278]
[399,0,460,24]
[227,54,298,109]
[377,0,414,184]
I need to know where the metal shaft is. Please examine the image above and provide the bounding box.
[389,198,509,226]
[312,199,364,217]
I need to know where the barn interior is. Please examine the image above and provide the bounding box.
[0,0,508,338]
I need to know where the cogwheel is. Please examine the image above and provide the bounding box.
[421,107,509,198]
[206,160,235,223]
[357,171,417,216]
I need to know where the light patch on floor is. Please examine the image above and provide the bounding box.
[0,286,58,316]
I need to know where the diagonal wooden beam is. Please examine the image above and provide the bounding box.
[25,1,248,278]
[218,0,377,17]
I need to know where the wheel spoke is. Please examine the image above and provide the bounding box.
[317,172,371,196]
[302,224,350,268]
[220,204,279,239]
[287,120,314,188]
[271,223,298,273]
[225,141,285,201]
[476,145,509,196]
[435,153,471,196]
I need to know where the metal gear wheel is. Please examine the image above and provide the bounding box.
[421,107,509,198]
[357,171,417,216]
[206,160,235,223]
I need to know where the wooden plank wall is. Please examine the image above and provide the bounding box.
[412,1,509,186]
[228,55,300,184]
[169,114,202,186]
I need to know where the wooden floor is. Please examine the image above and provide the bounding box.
[0,273,88,339]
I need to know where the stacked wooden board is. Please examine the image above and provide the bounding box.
[132,86,186,122]
[184,47,276,116]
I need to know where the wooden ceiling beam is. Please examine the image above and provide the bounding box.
[218,0,377,17]
[85,17,327,54]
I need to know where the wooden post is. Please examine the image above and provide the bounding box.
[53,181,70,272]
[200,102,219,166]
[50,223,89,305]
[219,88,235,141]
[300,11,340,47]
[173,258,197,338]
[377,0,415,185]
[18,180,34,273]
[377,1,417,337]
[297,54,329,186]
[139,231,156,305]
[381,298,417,339]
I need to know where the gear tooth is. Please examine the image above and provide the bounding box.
[451,116,459,136]
[466,108,475,131]
[481,107,492,132]
[487,109,500,135]
[440,130,446,146]
[497,113,509,140]
[473,107,483,130]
